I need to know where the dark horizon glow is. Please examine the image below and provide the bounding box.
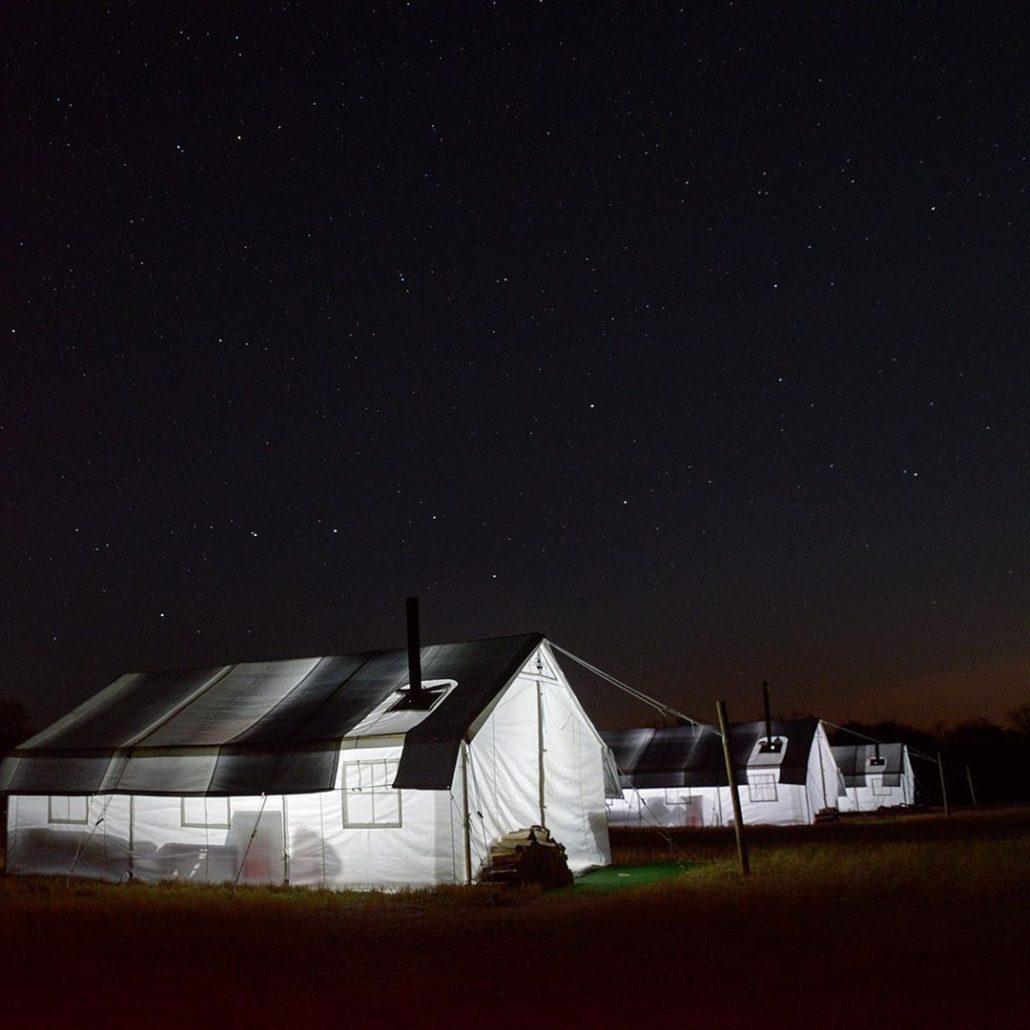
[3,6,1027,734]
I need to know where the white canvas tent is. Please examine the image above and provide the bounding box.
[604,719,844,828]
[0,635,612,888]
[832,743,915,812]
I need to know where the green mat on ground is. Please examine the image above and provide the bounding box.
[573,862,693,892]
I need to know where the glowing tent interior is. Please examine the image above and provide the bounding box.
[0,634,613,888]
[603,719,845,828]
[832,743,915,812]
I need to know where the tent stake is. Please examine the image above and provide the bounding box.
[937,752,950,816]
[965,764,978,807]
[716,700,750,877]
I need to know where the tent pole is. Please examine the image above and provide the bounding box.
[965,764,977,807]
[282,794,291,885]
[128,794,135,881]
[461,741,473,886]
[716,700,750,877]
[234,793,270,890]
[937,752,950,816]
[535,657,546,828]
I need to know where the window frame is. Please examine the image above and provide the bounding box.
[747,773,778,803]
[180,796,231,829]
[47,795,90,825]
[341,758,403,829]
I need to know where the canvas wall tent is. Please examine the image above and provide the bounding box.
[0,635,612,888]
[832,743,915,812]
[603,719,844,828]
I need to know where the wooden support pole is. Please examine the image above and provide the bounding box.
[965,764,978,807]
[716,700,750,877]
[937,751,950,816]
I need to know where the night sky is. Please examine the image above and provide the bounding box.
[3,4,1027,733]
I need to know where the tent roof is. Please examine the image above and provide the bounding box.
[0,633,544,796]
[831,742,907,787]
[603,719,822,788]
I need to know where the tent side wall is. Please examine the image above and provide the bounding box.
[6,749,466,889]
[288,743,464,889]
[607,723,840,829]
[902,746,915,805]
[607,786,718,828]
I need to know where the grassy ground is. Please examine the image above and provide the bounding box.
[1,807,1027,1028]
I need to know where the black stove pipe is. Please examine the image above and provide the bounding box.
[406,596,423,705]
[762,681,773,744]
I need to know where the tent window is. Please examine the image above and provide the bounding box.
[342,759,402,828]
[871,776,893,796]
[747,773,777,802]
[48,796,89,825]
[180,796,231,829]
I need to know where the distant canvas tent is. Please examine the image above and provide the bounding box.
[604,719,844,828]
[832,743,915,812]
[0,635,612,888]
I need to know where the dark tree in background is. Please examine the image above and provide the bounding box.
[0,700,32,757]
[1009,705,1030,736]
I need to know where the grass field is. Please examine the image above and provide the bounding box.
[1,807,1027,1028]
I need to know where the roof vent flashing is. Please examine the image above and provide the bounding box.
[390,682,450,712]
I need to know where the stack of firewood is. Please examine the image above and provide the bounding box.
[481,825,574,889]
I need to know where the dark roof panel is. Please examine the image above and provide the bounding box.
[1,633,544,796]
[603,719,821,787]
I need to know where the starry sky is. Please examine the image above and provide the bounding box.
[3,4,1027,733]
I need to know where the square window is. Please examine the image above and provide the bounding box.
[342,759,403,828]
[180,796,231,829]
[48,796,89,825]
[747,773,778,802]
